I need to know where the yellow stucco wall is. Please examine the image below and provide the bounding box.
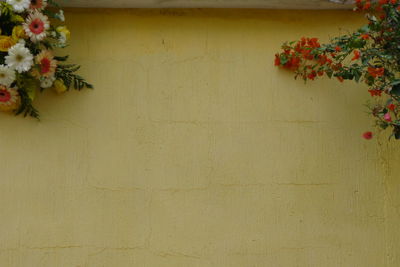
[0,8,399,267]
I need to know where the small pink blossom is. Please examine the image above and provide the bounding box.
[384,113,392,122]
[363,131,373,140]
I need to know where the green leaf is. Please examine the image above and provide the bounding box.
[279,54,288,65]
[350,37,367,49]
[391,84,400,97]
[391,80,400,86]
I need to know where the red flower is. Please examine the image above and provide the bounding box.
[337,76,344,82]
[301,48,314,60]
[391,0,397,4]
[332,63,342,71]
[307,38,320,48]
[368,89,383,96]
[362,131,373,140]
[40,58,51,74]
[29,18,45,35]
[294,43,302,53]
[368,67,385,78]
[317,71,324,76]
[379,0,389,4]
[274,54,281,66]
[335,46,341,52]
[289,55,300,70]
[355,0,363,9]
[352,50,361,61]
[360,34,370,40]
[318,55,328,65]
[364,1,371,9]
[307,71,317,80]
[0,88,11,103]
[388,103,396,111]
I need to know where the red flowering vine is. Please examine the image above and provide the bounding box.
[275,0,400,140]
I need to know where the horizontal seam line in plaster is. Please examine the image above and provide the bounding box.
[90,182,335,193]
[275,183,335,186]
[0,246,202,260]
[148,120,325,125]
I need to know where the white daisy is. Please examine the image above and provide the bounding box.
[6,0,30,13]
[5,43,34,73]
[23,10,50,42]
[0,65,16,87]
[40,76,55,88]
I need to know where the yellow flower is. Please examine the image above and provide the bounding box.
[0,36,16,52]
[12,26,27,41]
[56,26,70,41]
[52,80,67,94]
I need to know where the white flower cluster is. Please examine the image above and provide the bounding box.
[6,0,30,13]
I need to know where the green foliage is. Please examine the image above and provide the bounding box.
[275,0,400,140]
[56,64,93,91]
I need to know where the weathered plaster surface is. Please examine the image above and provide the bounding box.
[0,9,398,267]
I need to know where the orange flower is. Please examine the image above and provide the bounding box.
[352,50,361,61]
[368,67,385,78]
[364,0,371,9]
[32,50,57,78]
[391,0,397,4]
[360,34,370,40]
